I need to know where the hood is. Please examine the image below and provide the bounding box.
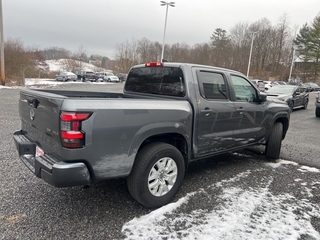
[267,93,291,100]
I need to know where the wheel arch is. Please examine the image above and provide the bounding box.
[139,132,189,168]
[270,115,289,141]
[128,126,191,174]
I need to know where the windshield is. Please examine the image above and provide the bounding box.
[125,66,185,97]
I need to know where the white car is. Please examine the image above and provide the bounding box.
[251,79,265,92]
[55,72,77,82]
[263,81,274,91]
[100,72,120,82]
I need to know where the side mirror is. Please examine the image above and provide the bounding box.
[258,92,267,102]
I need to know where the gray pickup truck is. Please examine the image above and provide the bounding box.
[14,62,290,208]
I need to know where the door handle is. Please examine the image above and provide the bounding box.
[236,107,244,111]
[201,108,213,116]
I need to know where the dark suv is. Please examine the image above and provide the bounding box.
[116,73,128,82]
[75,71,96,81]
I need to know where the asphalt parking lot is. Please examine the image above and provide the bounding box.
[1,83,319,239]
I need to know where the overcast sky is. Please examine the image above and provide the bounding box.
[3,0,320,59]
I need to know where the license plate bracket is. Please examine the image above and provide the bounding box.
[36,146,44,157]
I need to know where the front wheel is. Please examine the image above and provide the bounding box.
[288,100,294,112]
[265,122,283,159]
[303,98,309,109]
[127,142,185,208]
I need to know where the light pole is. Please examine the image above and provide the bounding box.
[160,1,175,62]
[288,47,296,82]
[246,32,256,78]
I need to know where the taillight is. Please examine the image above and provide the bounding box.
[60,111,91,148]
[145,62,163,67]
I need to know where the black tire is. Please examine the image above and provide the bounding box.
[288,100,294,112]
[316,107,320,117]
[127,142,185,208]
[303,98,308,109]
[265,122,283,159]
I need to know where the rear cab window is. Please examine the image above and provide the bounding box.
[125,66,185,97]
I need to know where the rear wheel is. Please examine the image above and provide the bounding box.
[127,142,185,208]
[265,122,283,159]
[316,107,320,117]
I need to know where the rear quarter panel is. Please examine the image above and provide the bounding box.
[60,98,193,180]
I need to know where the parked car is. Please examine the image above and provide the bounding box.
[55,72,77,82]
[94,72,105,81]
[266,85,309,112]
[116,73,128,82]
[315,91,320,117]
[75,71,96,81]
[274,81,286,85]
[263,81,274,91]
[250,80,265,92]
[305,82,320,92]
[100,72,120,82]
[288,81,311,92]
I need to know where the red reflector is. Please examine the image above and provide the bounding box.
[72,121,80,130]
[61,112,91,121]
[61,131,83,139]
[145,62,163,67]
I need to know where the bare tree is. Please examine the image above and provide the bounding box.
[4,38,35,85]
[189,43,211,65]
[167,42,191,62]
[41,47,71,60]
[114,39,139,73]
[230,22,250,73]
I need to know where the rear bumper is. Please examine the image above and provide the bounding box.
[13,130,91,188]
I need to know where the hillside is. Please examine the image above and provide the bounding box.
[44,59,111,73]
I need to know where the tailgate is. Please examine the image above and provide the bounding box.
[19,89,65,153]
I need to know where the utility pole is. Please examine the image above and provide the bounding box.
[0,0,5,86]
[288,47,295,82]
[246,32,256,78]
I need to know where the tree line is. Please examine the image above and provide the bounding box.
[112,14,320,82]
[1,13,320,86]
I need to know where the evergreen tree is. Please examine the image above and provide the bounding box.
[210,28,232,68]
[294,15,320,77]
[309,15,320,75]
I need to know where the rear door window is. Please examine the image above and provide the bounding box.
[197,71,228,100]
